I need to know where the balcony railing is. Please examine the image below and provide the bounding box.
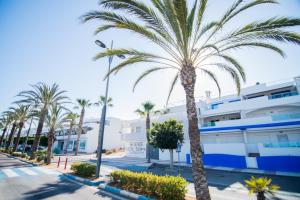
[268,91,298,100]
[263,142,300,148]
[271,113,300,121]
[201,122,216,127]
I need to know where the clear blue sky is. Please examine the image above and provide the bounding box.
[1,0,300,120]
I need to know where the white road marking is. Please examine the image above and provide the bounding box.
[19,167,38,175]
[2,169,19,177]
[32,167,59,174]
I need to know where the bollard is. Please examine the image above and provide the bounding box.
[57,157,61,168]
[64,157,68,170]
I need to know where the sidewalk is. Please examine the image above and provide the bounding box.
[151,160,300,178]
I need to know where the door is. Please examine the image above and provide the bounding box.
[149,145,159,160]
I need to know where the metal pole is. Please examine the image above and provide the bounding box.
[96,40,113,178]
[23,117,33,154]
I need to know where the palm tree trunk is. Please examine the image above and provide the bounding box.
[146,112,151,163]
[46,127,55,165]
[257,192,265,200]
[13,122,24,152]
[75,108,84,156]
[65,122,73,154]
[30,109,47,160]
[169,149,174,169]
[0,127,7,147]
[6,123,17,151]
[180,65,211,200]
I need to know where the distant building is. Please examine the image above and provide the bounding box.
[22,117,124,153]
[121,76,300,173]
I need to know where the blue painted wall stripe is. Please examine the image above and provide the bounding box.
[200,120,300,132]
[257,156,300,172]
[203,154,247,168]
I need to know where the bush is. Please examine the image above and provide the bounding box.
[71,162,96,178]
[36,150,47,162]
[110,170,188,200]
[11,152,27,158]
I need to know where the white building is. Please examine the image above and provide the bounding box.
[21,117,124,154]
[121,76,300,173]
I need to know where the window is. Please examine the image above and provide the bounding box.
[211,102,223,109]
[67,141,73,150]
[277,134,289,144]
[228,99,241,103]
[80,140,86,150]
[135,126,141,132]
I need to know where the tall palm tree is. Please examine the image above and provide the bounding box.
[74,99,92,155]
[4,111,18,151]
[64,112,79,154]
[94,96,113,107]
[45,104,67,164]
[11,105,31,152]
[82,1,300,199]
[0,114,12,147]
[16,83,68,159]
[135,101,159,163]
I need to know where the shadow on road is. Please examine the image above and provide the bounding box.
[22,176,83,200]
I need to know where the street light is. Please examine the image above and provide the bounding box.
[95,39,125,178]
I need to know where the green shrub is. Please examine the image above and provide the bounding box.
[11,152,28,158]
[110,170,188,200]
[71,162,96,178]
[36,150,47,162]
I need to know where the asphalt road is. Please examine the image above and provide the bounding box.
[0,154,127,200]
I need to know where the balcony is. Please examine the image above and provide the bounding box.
[202,93,300,116]
[200,113,300,128]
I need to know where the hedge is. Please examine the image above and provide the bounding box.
[11,152,28,158]
[110,170,188,200]
[71,162,96,178]
[36,150,47,162]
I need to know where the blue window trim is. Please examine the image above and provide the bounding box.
[200,120,300,132]
[228,99,241,103]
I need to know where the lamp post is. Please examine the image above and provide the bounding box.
[95,40,125,178]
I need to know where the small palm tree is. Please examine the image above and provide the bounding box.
[10,104,31,152]
[16,83,68,159]
[82,1,300,199]
[64,112,79,154]
[135,101,159,163]
[94,96,113,107]
[74,99,92,155]
[45,104,68,164]
[245,176,280,200]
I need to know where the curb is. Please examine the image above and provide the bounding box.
[63,173,105,186]
[99,183,152,200]
[2,153,41,166]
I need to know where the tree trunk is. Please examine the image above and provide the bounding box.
[6,123,17,151]
[30,109,47,160]
[0,127,7,147]
[13,122,24,152]
[169,149,174,169]
[180,64,211,200]
[75,108,85,156]
[46,127,55,165]
[257,192,265,200]
[146,112,151,163]
[65,122,73,154]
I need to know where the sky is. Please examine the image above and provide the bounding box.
[0,0,300,121]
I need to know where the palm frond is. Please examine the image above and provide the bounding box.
[166,73,179,106]
[133,67,167,92]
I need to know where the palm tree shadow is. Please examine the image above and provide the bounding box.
[22,175,83,200]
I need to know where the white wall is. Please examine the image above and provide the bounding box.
[203,143,247,156]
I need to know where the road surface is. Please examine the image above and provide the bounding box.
[0,153,127,200]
